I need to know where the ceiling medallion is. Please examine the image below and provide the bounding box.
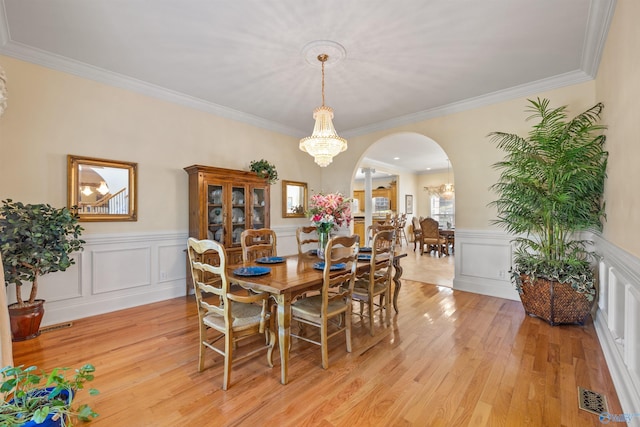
[299,41,347,167]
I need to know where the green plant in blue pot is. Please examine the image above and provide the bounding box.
[0,364,98,426]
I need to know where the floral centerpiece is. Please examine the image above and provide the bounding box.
[307,192,353,258]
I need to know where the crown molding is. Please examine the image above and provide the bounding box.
[0,0,615,139]
[0,20,304,138]
[342,69,593,138]
[581,0,617,77]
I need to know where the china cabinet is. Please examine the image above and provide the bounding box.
[184,165,270,266]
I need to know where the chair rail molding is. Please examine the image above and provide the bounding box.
[589,231,640,421]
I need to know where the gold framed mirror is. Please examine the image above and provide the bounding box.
[67,155,138,222]
[282,180,307,218]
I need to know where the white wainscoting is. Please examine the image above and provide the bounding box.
[452,229,519,301]
[590,232,640,423]
[5,231,190,327]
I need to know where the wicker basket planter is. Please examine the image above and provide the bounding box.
[518,274,594,326]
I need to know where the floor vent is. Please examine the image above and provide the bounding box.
[578,386,608,415]
[40,322,73,333]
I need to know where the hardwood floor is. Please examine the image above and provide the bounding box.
[400,245,455,287]
[12,253,621,426]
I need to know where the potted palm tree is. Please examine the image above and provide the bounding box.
[488,98,608,325]
[0,200,84,341]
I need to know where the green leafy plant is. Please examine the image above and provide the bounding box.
[249,159,278,185]
[488,98,608,301]
[0,364,99,426]
[0,200,85,307]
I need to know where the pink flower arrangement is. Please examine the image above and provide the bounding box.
[307,192,353,232]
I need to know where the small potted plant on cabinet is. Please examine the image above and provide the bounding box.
[488,98,608,325]
[0,364,98,426]
[249,159,278,185]
[0,200,84,341]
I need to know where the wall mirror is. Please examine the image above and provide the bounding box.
[67,155,138,221]
[282,180,307,218]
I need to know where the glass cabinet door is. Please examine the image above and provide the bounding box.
[230,185,247,246]
[251,187,266,229]
[207,184,224,243]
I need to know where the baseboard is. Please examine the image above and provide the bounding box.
[453,276,519,301]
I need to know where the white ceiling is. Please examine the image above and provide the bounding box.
[0,1,615,174]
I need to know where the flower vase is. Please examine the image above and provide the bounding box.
[317,229,330,260]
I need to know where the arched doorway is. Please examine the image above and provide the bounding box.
[351,132,455,287]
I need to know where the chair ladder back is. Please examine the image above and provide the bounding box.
[241,228,277,263]
[296,225,318,254]
[322,235,360,301]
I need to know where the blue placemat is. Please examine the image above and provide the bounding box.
[256,256,285,264]
[359,247,372,252]
[358,254,372,261]
[233,266,271,277]
[313,262,346,271]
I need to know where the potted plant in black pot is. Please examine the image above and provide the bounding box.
[0,364,98,426]
[488,98,608,325]
[0,200,84,341]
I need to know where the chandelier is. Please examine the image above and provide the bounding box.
[441,159,455,199]
[299,53,347,167]
[0,65,7,117]
[424,159,455,199]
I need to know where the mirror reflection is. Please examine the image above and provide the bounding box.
[282,180,307,218]
[68,155,138,221]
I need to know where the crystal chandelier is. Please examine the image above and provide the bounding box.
[0,65,7,117]
[423,159,455,199]
[299,53,347,167]
[441,159,455,199]
[97,181,110,195]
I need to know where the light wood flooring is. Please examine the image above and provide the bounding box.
[12,252,621,426]
[399,245,455,287]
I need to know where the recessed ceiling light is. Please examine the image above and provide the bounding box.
[393,157,400,160]
[426,167,431,170]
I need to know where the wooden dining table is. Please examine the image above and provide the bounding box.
[227,250,407,385]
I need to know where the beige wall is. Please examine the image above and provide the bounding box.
[0,56,321,233]
[3,13,635,258]
[324,81,596,230]
[596,0,640,257]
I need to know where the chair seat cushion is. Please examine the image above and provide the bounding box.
[352,280,388,300]
[291,295,348,318]
[203,302,264,331]
[422,237,445,244]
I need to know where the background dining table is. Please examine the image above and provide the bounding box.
[227,249,407,384]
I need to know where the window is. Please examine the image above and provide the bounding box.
[430,195,455,228]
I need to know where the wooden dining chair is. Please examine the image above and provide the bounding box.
[296,225,318,255]
[290,234,360,369]
[395,213,408,246]
[240,228,277,262]
[419,217,447,257]
[187,237,275,390]
[352,229,394,335]
[366,223,394,246]
[411,216,422,251]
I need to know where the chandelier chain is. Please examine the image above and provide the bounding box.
[318,54,328,107]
